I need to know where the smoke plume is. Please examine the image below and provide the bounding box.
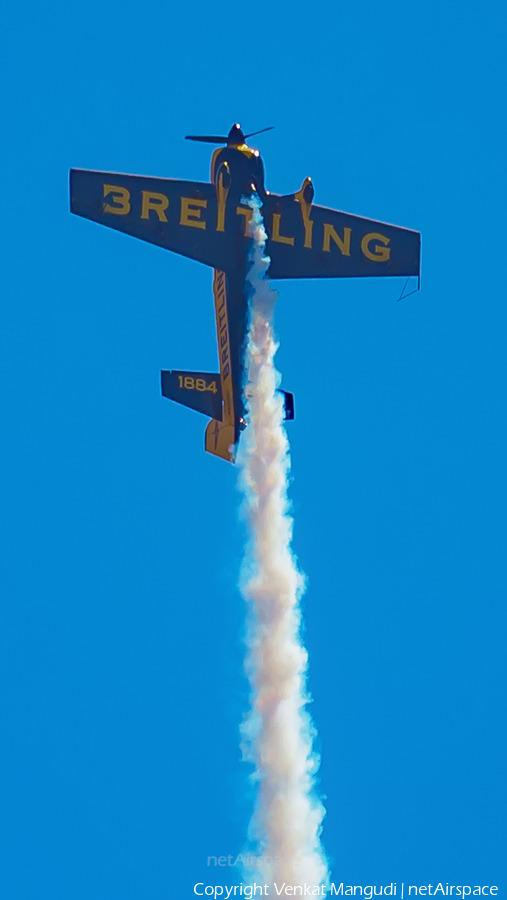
[237,198,329,889]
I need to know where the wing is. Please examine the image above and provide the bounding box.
[70,169,230,270]
[262,194,421,280]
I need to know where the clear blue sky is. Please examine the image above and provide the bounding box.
[1,1,505,898]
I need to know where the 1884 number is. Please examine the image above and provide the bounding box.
[178,375,217,393]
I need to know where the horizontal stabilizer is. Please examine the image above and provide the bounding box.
[161,370,222,419]
[280,390,295,421]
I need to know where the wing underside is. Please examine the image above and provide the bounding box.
[262,195,421,280]
[70,169,420,280]
[70,169,229,270]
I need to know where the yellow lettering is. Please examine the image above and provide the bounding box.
[361,232,391,262]
[272,213,295,246]
[323,224,351,255]
[302,217,313,249]
[236,206,253,236]
[103,184,130,216]
[180,197,207,229]
[141,191,169,222]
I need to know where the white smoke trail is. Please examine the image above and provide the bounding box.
[237,198,329,890]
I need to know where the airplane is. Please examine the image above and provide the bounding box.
[69,123,421,463]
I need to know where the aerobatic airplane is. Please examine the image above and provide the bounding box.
[70,123,421,462]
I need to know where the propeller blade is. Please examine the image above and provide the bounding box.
[244,126,274,139]
[185,135,228,143]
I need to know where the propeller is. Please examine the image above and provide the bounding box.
[185,123,274,145]
[244,126,275,139]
